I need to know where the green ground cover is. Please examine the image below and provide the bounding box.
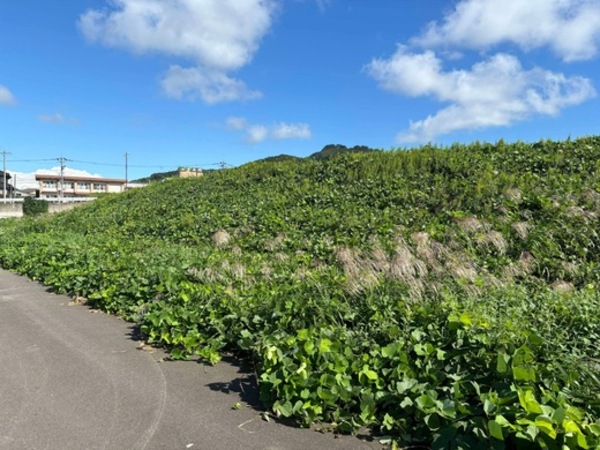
[1,137,599,448]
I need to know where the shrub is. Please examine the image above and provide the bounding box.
[22,197,48,216]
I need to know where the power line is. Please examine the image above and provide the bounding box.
[2,150,11,200]
[67,159,123,167]
[7,158,56,163]
[124,152,129,189]
[6,155,230,172]
[57,156,67,202]
[68,158,183,169]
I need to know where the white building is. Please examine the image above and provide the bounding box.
[35,174,127,198]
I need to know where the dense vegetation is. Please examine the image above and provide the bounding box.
[130,169,180,183]
[137,144,377,182]
[307,144,378,160]
[253,154,302,164]
[22,196,48,216]
[1,137,599,449]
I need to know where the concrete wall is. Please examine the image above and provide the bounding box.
[0,202,23,219]
[0,199,93,219]
[47,202,92,214]
[107,183,123,194]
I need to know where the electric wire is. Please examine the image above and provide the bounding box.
[7,156,229,170]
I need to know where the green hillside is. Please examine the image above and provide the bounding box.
[134,143,376,182]
[307,144,379,160]
[252,153,302,164]
[1,137,600,448]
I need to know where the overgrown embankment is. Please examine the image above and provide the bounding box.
[1,137,599,449]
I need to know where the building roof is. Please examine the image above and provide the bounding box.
[35,174,127,183]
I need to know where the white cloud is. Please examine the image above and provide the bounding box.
[367,49,595,143]
[225,116,312,143]
[7,172,36,190]
[246,125,269,144]
[271,123,311,140]
[36,167,102,178]
[225,116,248,130]
[414,0,600,62]
[79,0,277,103]
[38,113,79,125]
[161,66,261,103]
[0,86,15,105]
[366,0,599,141]
[315,0,333,13]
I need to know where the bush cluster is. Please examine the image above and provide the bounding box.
[22,196,48,216]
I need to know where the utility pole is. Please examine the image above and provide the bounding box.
[2,150,11,200]
[58,156,67,202]
[124,152,129,191]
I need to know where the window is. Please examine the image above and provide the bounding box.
[42,180,57,189]
[63,181,74,190]
[78,182,90,190]
[93,183,106,192]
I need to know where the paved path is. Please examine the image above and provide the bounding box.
[0,270,382,450]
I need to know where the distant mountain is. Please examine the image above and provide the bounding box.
[307,144,379,160]
[253,154,302,164]
[247,145,380,166]
[131,170,179,184]
[132,168,219,184]
[134,145,379,181]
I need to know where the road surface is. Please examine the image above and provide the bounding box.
[0,269,381,450]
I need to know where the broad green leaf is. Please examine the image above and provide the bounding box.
[318,338,332,353]
[588,423,600,436]
[563,419,581,434]
[494,415,516,430]
[297,328,309,340]
[459,312,472,326]
[526,332,544,347]
[361,366,378,381]
[566,406,585,422]
[496,352,510,374]
[577,432,589,449]
[292,400,303,414]
[439,399,457,419]
[535,416,557,439]
[303,340,315,355]
[416,393,436,411]
[513,365,536,382]
[488,419,504,440]
[396,379,417,394]
[381,343,399,358]
[518,390,543,415]
[484,399,496,415]
[382,413,395,430]
[400,396,413,408]
[274,400,294,418]
[525,424,538,441]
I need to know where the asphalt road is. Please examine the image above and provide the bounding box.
[0,269,382,450]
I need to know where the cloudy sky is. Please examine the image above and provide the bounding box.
[1,0,599,183]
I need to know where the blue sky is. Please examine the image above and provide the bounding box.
[1,0,599,185]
